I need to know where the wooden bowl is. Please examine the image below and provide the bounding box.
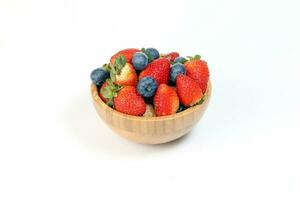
[91,81,212,144]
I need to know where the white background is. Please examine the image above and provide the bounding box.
[0,0,300,199]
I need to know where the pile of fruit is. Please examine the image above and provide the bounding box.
[90,48,210,117]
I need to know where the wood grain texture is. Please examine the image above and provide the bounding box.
[91,81,212,144]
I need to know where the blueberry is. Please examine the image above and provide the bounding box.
[174,56,187,64]
[90,68,109,86]
[132,52,149,70]
[170,63,186,82]
[137,77,157,98]
[145,48,160,60]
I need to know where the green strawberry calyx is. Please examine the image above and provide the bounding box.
[187,54,201,61]
[100,79,122,107]
[102,63,111,72]
[106,55,126,82]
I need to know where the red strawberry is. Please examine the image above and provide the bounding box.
[154,84,179,116]
[184,55,210,93]
[110,56,137,86]
[110,48,140,64]
[164,52,180,62]
[115,63,137,86]
[176,75,203,107]
[99,81,109,103]
[139,58,170,85]
[114,86,146,116]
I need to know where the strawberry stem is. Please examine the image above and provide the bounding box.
[187,54,201,61]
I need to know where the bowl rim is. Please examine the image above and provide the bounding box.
[91,80,211,122]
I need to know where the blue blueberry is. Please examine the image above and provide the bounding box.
[174,56,187,64]
[145,48,160,60]
[132,52,149,70]
[90,68,109,86]
[170,63,186,82]
[137,77,158,98]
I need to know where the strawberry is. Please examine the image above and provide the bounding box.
[109,55,137,86]
[99,81,109,103]
[110,48,140,64]
[184,55,210,93]
[115,63,137,86]
[176,75,203,107]
[114,86,146,116]
[99,79,122,107]
[139,58,170,85]
[154,84,179,116]
[164,52,180,62]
